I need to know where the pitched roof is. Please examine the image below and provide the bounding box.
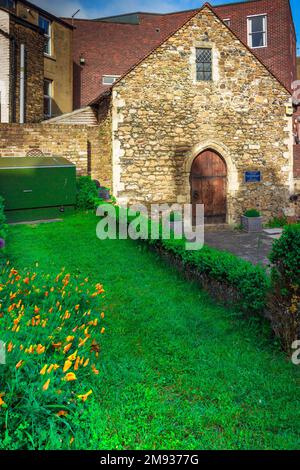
[65,0,294,108]
[89,2,291,106]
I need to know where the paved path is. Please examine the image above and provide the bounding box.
[204,229,282,266]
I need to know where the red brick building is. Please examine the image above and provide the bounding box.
[67,0,297,109]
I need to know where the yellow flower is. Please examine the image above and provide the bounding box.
[68,350,78,361]
[0,396,6,407]
[63,343,72,354]
[42,379,50,391]
[77,390,93,402]
[63,360,72,373]
[83,358,89,367]
[78,337,88,347]
[40,364,48,375]
[34,305,40,314]
[47,364,54,374]
[66,336,74,342]
[64,372,77,382]
[101,327,105,334]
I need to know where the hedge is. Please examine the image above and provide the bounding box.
[114,207,269,313]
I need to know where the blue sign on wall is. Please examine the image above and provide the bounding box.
[244,171,261,183]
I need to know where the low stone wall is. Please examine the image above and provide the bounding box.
[0,124,112,187]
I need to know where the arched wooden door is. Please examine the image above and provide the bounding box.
[190,150,227,224]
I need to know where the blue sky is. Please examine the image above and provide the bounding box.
[35,0,299,52]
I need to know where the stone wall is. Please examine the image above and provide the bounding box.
[96,97,112,188]
[111,6,293,224]
[0,9,10,123]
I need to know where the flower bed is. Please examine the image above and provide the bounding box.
[0,263,106,448]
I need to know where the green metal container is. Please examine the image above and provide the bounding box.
[0,157,76,223]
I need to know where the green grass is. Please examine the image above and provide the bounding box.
[5,212,300,450]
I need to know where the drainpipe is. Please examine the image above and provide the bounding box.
[19,43,25,124]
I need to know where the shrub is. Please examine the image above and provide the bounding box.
[266,216,288,229]
[268,224,300,351]
[76,176,99,210]
[244,209,261,218]
[116,207,269,313]
[0,264,106,449]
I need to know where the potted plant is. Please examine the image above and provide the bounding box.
[241,209,263,232]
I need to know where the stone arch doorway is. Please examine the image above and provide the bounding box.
[190,149,227,224]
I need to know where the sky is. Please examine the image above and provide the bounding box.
[33,0,300,52]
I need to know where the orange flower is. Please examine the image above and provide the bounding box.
[47,364,54,374]
[101,327,105,334]
[63,343,72,354]
[34,306,40,314]
[75,305,80,311]
[52,342,62,350]
[36,344,45,355]
[23,277,30,285]
[66,336,74,342]
[16,360,24,369]
[64,372,77,382]
[63,360,72,373]
[77,390,93,402]
[91,365,99,375]
[7,342,13,353]
[83,358,89,367]
[101,312,105,319]
[74,356,80,371]
[45,291,49,297]
[42,379,50,391]
[78,337,88,348]
[57,410,68,417]
[40,364,48,375]
[0,396,6,407]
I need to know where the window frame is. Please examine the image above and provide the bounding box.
[223,18,231,27]
[195,47,213,82]
[39,15,52,56]
[44,79,52,119]
[102,75,121,85]
[247,14,268,49]
[0,0,15,11]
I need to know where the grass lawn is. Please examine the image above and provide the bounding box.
[5,212,300,450]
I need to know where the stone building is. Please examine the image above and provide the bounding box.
[69,0,296,109]
[91,4,293,225]
[0,0,73,122]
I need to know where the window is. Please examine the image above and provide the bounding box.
[223,18,231,27]
[196,48,212,81]
[102,75,120,85]
[247,15,267,48]
[0,0,15,10]
[44,79,52,118]
[39,15,52,55]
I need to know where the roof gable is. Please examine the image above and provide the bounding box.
[90,3,291,106]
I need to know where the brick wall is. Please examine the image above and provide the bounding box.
[294,145,300,178]
[10,18,44,123]
[71,0,295,107]
[0,9,10,123]
[0,123,112,186]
